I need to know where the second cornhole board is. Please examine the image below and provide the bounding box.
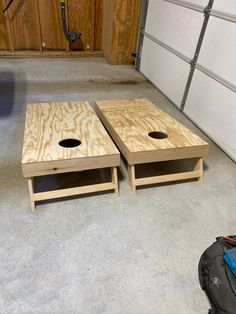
[22,101,120,210]
[95,99,209,192]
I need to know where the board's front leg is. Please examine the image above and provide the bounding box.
[111,167,119,196]
[194,157,203,183]
[27,178,36,211]
[128,164,136,193]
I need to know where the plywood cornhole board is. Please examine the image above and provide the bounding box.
[95,99,209,192]
[22,101,120,211]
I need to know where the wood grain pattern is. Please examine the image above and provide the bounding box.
[103,0,115,60]
[94,0,103,50]
[122,0,141,64]
[7,0,41,50]
[38,0,67,50]
[27,168,119,211]
[0,0,138,61]
[95,99,209,164]
[103,0,141,64]
[22,101,120,177]
[68,0,94,51]
[27,178,36,211]
[0,2,10,50]
[194,157,203,183]
[111,166,119,195]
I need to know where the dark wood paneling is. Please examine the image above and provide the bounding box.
[7,0,41,50]
[94,0,103,50]
[38,0,67,50]
[67,0,94,51]
[123,0,141,64]
[103,0,141,64]
[0,2,10,50]
[0,0,140,63]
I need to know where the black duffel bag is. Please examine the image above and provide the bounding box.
[199,236,236,313]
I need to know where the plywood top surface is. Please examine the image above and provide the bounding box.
[95,99,208,153]
[22,101,119,165]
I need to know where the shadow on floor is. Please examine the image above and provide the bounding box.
[34,167,124,206]
[0,71,26,117]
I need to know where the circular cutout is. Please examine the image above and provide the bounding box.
[148,131,168,140]
[59,138,81,148]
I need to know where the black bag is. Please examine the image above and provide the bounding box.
[198,236,236,314]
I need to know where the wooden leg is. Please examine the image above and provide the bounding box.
[128,164,136,193]
[27,178,36,211]
[111,167,119,196]
[194,157,203,183]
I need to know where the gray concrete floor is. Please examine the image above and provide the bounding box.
[0,57,235,314]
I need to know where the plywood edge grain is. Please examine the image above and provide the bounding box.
[129,144,209,164]
[22,154,120,178]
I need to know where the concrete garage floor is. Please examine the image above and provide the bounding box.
[0,57,235,314]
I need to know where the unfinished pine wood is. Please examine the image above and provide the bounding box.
[194,157,203,183]
[22,101,120,177]
[103,0,141,64]
[27,178,36,211]
[135,170,202,186]
[32,181,117,202]
[0,2,10,50]
[22,101,120,210]
[111,166,119,195]
[95,98,208,190]
[6,0,41,50]
[128,165,136,193]
[95,99,209,164]
[38,0,67,50]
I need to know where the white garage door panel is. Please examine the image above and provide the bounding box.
[198,17,236,84]
[182,0,208,6]
[213,0,236,16]
[184,70,236,161]
[140,37,190,107]
[145,0,204,58]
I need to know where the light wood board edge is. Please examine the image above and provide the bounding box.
[22,154,120,178]
[27,166,119,211]
[127,157,204,191]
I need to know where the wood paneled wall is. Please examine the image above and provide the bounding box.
[0,0,141,64]
[0,0,103,53]
[103,0,141,64]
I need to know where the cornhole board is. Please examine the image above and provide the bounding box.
[95,99,209,192]
[22,101,120,211]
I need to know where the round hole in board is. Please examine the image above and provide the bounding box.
[59,138,81,148]
[148,131,168,140]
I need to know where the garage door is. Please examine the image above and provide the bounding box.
[138,0,236,161]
